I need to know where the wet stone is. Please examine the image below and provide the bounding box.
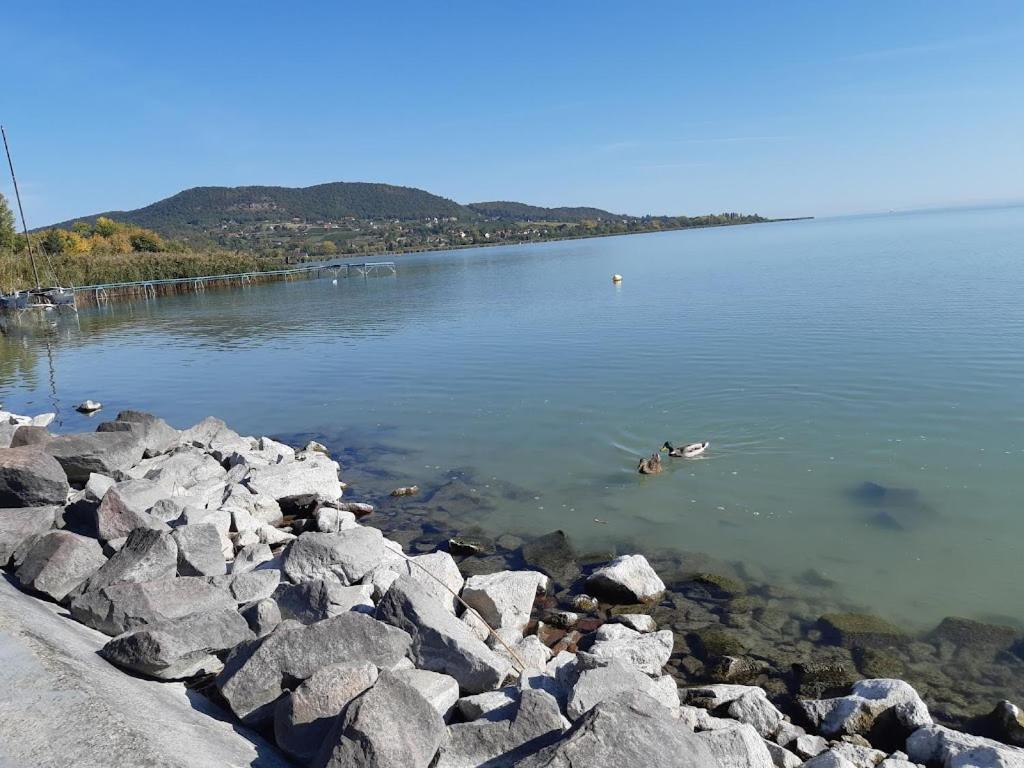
[818,613,907,650]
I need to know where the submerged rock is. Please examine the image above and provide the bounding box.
[522,530,580,588]
[818,612,907,649]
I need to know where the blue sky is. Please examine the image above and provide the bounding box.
[3,1,1023,224]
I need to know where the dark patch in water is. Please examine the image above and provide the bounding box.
[848,481,939,531]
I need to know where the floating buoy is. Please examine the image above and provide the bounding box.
[76,400,102,414]
[612,274,623,283]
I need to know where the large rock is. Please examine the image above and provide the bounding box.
[801,678,931,740]
[586,623,674,675]
[566,657,679,720]
[0,505,58,564]
[0,448,69,507]
[274,661,379,763]
[70,575,236,635]
[240,597,281,637]
[585,554,665,603]
[461,569,549,640]
[79,527,178,594]
[275,579,375,623]
[172,523,227,577]
[101,606,254,680]
[363,550,464,612]
[818,613,907,649]
[518,691,720,767]
[392,668,461,720]
[222,483,283,526]
[906,724,1024,767]
[0,577,291,768]
[726,688,785,739]
[521,530,580,587]
[698,723,776,768]
[94,479,173,541]
[283,527,404,585]
[181,416,249,453]
[130,447,226,491]
[313,671,445,768]
[44,432,145,483]
[210,569,281,604]
[375,574,511,694]
[244,453,343,507]
[435,689,566,768]
[217,612,412,725]
[14,530,106,602]
[96,411,179,457]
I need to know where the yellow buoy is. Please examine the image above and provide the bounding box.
[612,274,623,283]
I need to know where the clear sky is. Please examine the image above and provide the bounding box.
[3,1,1023,225]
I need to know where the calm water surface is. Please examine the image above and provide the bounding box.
[3,206,1023,630]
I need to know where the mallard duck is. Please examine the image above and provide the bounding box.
[662,440,709,458]
[637,452,663,475]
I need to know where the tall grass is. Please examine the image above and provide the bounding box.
[0,249,283,291]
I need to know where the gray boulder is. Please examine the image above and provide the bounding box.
[70,575,236,635]
[586,623,674,675]
[240,597,282,637]
[375,574,511,694]
[232,541,273,573]
[518,691,720,767]
[726,688,786,739]
[276,579,374,623]
[315,506,357,533]
[244,453,343,507]
[172,523,227,576]
[906,724,1024,767]
[96,411,179,457]
[801,678,932,738]
[14,530,106,602]
[79,527,178,594]
[131,447,226,494]
[566,657,679,720]
[362,550,464,612]
[0,448,69,507]
[274,661,379,763]
[801,749,859,768]
[312,671,446,768]
[392,668,460,720]
[458,688,520,721]
[181,416,248,452]
[0,505,58,564]
[101,606,254,680]
[217,612,412,725]
[698,723,776,768]
[222,483,283,526]
[0,576,292,768]
[283,527,404,585]
[461,570,549,639]
[94,479,172,541]
[209,569,281,604]
[610,613,657,632]
[585,554,665,603]
[45,431,145,483]
[436,689,566,768]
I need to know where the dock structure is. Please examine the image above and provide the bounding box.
[72,261,396,305]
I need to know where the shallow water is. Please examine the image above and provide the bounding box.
[3,205,1023,630]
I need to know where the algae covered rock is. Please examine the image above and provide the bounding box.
[818,612,907,649]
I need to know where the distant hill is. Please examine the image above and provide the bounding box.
[55,182,476,236]
[466,201,623,222]
[49,181,773,257]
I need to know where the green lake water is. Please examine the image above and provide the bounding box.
[3,205,1023,631]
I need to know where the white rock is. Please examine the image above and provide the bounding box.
[801,679,932,738]
[803,751,859,768]
[906,724,1024,768]
[585,554,665,603]
[611,613,657,632]
[697,722,776,768]
[315,507,357,533]
[587,624,674,676]
[460,570,549,640]
[392,668,460,721]
[727,688,785,739]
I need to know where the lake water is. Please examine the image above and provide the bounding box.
[3,205,1023,632]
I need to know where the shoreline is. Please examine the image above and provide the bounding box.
[0,407,1022,766]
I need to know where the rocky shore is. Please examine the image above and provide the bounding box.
[1,408,1023,767]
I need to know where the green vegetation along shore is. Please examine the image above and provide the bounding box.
[1,183,798,291]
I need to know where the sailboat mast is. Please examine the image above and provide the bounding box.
[1,125,42,290]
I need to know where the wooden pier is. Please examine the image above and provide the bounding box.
[73,261,397,305]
